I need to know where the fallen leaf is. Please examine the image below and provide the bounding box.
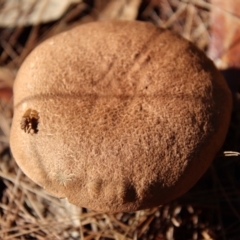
[0,67,15,103]
[0,0,81,27]
[208,0,240,69]
[98,0,141,21]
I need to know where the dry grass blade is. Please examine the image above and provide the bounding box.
[146,0,210,50]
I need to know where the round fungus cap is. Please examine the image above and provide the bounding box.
[10,20,232,212]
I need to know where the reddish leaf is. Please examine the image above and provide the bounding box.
[0,68,14,103]
[208,0,240,69]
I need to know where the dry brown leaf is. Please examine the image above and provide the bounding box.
[98,0,141,21]
[0,67,15,103]
[0,0,81,27]
[0,68,14,87]
[208,0,240,69]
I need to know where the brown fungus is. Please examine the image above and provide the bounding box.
[10,21,232,213]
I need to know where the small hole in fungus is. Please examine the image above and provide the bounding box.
[20,109,39,134]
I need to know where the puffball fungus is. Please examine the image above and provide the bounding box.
[10,20,232,212]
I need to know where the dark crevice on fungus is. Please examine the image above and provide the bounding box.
[20,109,39,134]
